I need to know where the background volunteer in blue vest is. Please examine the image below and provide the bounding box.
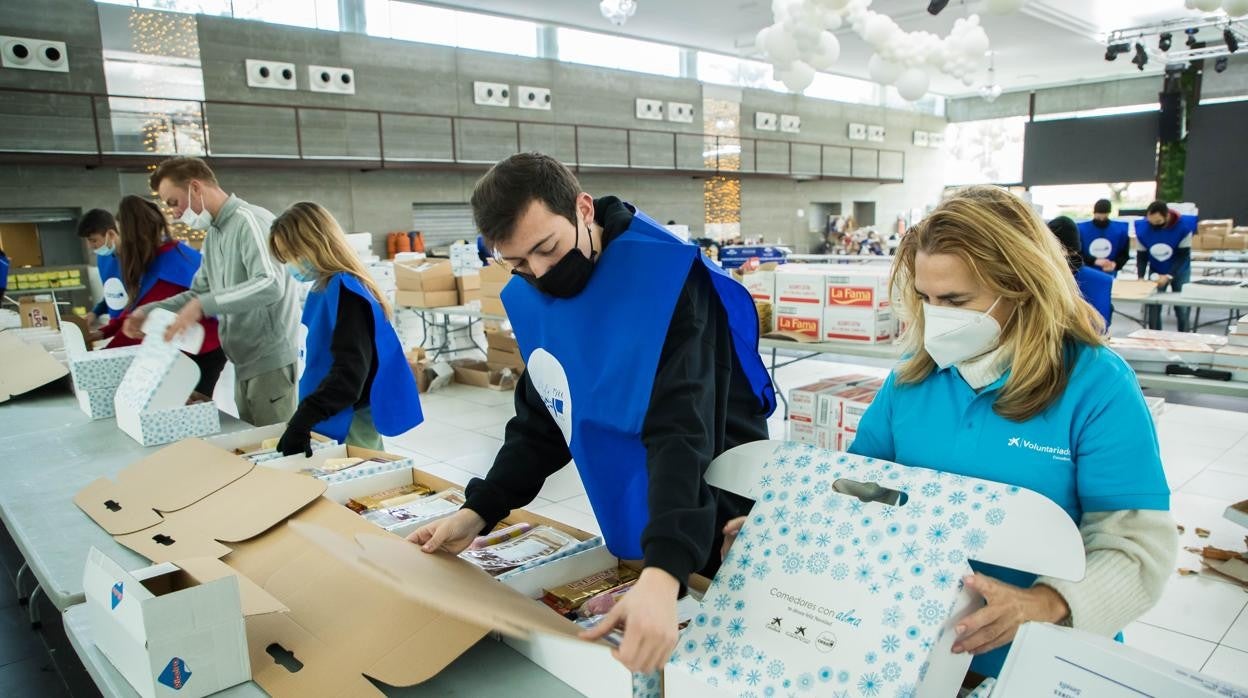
[1134,200,1197,331]
[411,153,775,674]
[268,202,423,455]
[844,186,1173,680]
[1049,216,1113,330]
[121,157,301,427]
[1077,199,1131,275]
[77,208,125,327]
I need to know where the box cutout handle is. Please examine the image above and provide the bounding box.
[104,499,122,512]
[152,534,175,546]
[266,643,303,673]
[832,478,907,506]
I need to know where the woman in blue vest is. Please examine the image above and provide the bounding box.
[839,186,1175,683]
[268,202,423,455]
[1049,216,1113,330]
[1076,199,1130,275]
[411,153,776,674]
[77,208,127,327]
[1135,200,1197,331]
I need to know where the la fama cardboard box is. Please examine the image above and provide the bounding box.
[733,262,779,304]
[112,313,219,446]
[83,547,286,698]
[786,375,876,447]
[666,439,1086,698]
[774,268,827,338]
[61,323,141,420]
[0,331,69,404]
[994,622,1248,697]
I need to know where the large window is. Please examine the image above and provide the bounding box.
[943,117,1027,185]
[557,28,680,77]
[97,0,339,31]
[367,1,538,56]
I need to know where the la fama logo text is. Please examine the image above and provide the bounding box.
[770,588,862,628]
[827,286,874,307]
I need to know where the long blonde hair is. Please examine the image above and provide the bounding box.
[891,185,1105,422]
[269,202,392,319]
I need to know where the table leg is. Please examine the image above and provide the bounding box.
[14,561,30,604]
[27,584,42,629]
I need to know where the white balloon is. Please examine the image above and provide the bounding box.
[1223,0,1248,14]
[1185,0,1199,7]
[985,0,1024,13]
[824,12,843,31]
[864,13,897,47]
[962,27,990,56]
[765,27,800,65]
[895,67,931,101]
[755,25,772,53]
[807,31,842,70]
[780,60,816,92]
[962,75,976,86]
[868,53,904,85]
[1192,0,1220,9]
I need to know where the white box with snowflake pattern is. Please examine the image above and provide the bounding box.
[665,440,1085,698]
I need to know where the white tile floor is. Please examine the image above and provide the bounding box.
[380,354,1248,688]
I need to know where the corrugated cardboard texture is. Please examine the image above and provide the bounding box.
[0,332,68,403]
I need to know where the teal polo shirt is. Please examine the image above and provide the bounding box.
[849,341,1169,677]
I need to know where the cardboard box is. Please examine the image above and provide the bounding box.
[396,289,460,309]
[825,268,891,310]
[62,324,140,391]
[1213,344,1248,382]
[755,300,773,335]
[0,332,69,403]
[1197,219,1234,236]
[670,440,1086,698]
[19,296,59,329]
[1224,233,1248,251]
[83,548,279,698]
[823,305,894,343]
[1194,232,1226,251]
[113,310,219,446]
[485,330,525,372]
[479,296,507,318]
[456,274,481,292]
[452,359,518,390]
[810,374,876,429]
[788,379,853,425]
[458,288,482,305]
[819,380,884,432]
[257,443,417,486]
[78,385,121,420]
[204,424,337,463]
[995,622,1247,697]
[733,263,778,303]
[394,259,456,293]
[774,268,827,339]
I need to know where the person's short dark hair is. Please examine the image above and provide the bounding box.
[1047,216,1080,255]
[470,152,581,245]
[149,156,219,193]
[666,220,676,225]
[1093,199,1112,214]
[1146,200,1170,217]
[77,208,116,238]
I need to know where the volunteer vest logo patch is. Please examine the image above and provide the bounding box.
[827,286,874,307]
[110,582,124,609]
[1088,237,1112,259]
[526,348,573,444]
[1007,436,1072,461]
[158,657,192,690]
[1149,243,1174,262]
[103,276,129,311]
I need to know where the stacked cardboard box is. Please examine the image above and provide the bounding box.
[732,262,777,305]
[1195,219,1235,250]
[1213,345,1248,382]
[816,378,885,450]
[823,267,893,344]
[395,259,458,308]
[773,267,826,338]
[19,297,59,329]
[452,358,518,391]
[449,241,483,276]
[1229,324,1248,348]
[485,329,525,373]
[788,374,877,448]
[456,273,481,306]
[479,262,510,317]
[1108,332,1219,373]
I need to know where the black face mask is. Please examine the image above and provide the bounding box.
[1091,218,1109,229]
[515,219,597,299]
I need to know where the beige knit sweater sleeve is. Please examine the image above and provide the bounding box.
[1035,509,1178,636]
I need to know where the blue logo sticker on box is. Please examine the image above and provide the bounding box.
[158,657,192,690]
[110,582,124,610]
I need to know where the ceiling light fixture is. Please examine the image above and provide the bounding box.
[1225,28,1239,53]
[1159,32,1172,51]
[979,51,1002,102]
[927,0,950,15]
[599,0,637,26]
[1215,56,1229,72]
[1132,42,1149,70]
[1105,42,1130,61]
[1186,28,1200,48]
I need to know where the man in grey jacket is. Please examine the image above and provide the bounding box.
[123,156,300,427]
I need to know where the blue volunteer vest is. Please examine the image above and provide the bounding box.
[503,208,776,559]
[1076,220,1129,270]
[1075,266,1113,330]
[0,254,8,293]
[96,253,127,319]
[300,272,423,442]
[136,242,201,307]
[1134,215,1197,275]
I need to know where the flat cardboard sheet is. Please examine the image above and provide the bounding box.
[0,331,69,403]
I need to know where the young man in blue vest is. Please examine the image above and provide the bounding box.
[412,153,776,674]
[1077,199,1130,275]
[1134,200,1197,331]
[77,208,127,327]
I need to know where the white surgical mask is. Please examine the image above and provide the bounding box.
[178,184,213,231]
[923,298,1003,369]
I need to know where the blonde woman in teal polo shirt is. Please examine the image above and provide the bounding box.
[848,186,1176,680]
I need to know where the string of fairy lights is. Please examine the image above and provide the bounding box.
[128,8,205,245]
[703,99,742,238]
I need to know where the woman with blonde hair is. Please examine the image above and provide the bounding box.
[269,202,423,455]
[847,186,1175,681]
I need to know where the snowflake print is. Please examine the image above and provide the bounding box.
[882,634,901,653]
[816,461,831,475]
[746,670,761,686]
[792,511,808,527]
[779,491,790,502]
[857,549,869,560]
[737,553,753,570]
[751,561,771,580]
[686,657,702,674]
[932,569,954,589]
[866,470,883,482]
[918,599,944,626]
[814,480,830,494]
[830,563,850,580]
[855,564,874,582]
[859,672,883,696]
[905,626,921,640]
[783,553,804,574]
[882,605,903,628]
[823,496,842,512]
[884,569,903,587]
[777,543,790,556]
[886,523,902,537]
[760,474,773,488]
[838,669,852,684]
[795,490,813,508]
[771,506,789,524]
[896,684,917,698]
[836,522,854,539]
[867,529,884,546]
[795,529,813,547]
[921,637,934,652]
[949,512,969,529]
[904,652,915,663]
[907,502,927,519]
[931,505,945,518]
[762,490,776,503]
[775,456,791,467]
[723,641,739,658]
[949,491,967,506]
[819,667,834,683]
[921,482,942,497]
[795,455,812,469]
[963,528,988,552]
[869,582,882,595]
[752,513,767,527]
[727,664,743,683]
[882,662,902,682]
[973,483,988,495]
[866,651,879,665]
[768,659,785,679]
[947,549,965,565]
[881,504,898,518]
[735,599,747,611]
[712,616,722,628]
[909,585,925,600]
[809,512,823,526]
[758,528,773,545]
[924,549,944,567]
[834,544,846,556]
[894,592,904,601]
[986,508,1006,525]
[972,502,983,511]
[807,552,830,574]
[755,649,767,664]
[781,472,797,487]
[741,644,755,660]
[713,594,730,611]
[987,491,1001,503]
[927,524,950,545]
[902,541,921,561]
[816,533,832,548]
[703,633,721,652]
[683,639,698,654]
[906,524,919,536]
[850,500,865,516]
[728,573,746,591]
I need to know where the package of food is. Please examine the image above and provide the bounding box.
[362,489,465,530]
[580,580,638,618]
[541,566,640,616]
[459,525,580,575]
[345,482,435,513]
[574,614,624,648]
[469,522,533,549]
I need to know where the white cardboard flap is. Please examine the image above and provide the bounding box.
[677,441,1086,698]
[141,307,205,355]
[62,321,88,357]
